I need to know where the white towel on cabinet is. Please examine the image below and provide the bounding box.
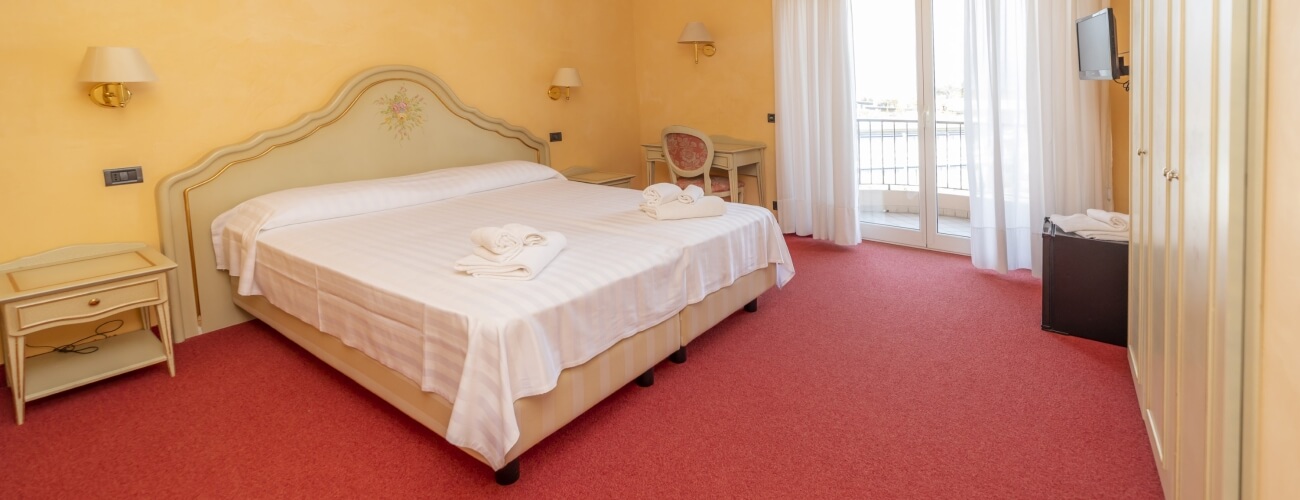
[1085,209,1130,231]
[1049,213,1122,233]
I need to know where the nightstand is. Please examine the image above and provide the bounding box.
[561,167,636,189]
[0,243,177,424]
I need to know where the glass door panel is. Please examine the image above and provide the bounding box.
[930,0,971,244]
[854,1,924,247]
[853,0,970,254]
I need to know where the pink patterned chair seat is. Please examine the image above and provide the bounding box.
[675,176,744,201]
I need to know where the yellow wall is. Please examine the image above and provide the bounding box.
[631,0,777,207]
[1109,0,1131,214]
[1258,1,1300,496]
[0,0,642,263]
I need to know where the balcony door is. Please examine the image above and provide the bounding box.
[853,0,970,254]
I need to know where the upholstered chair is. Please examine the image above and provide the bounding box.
[661,125,743,202]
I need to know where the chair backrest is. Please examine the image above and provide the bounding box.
[661,125,715,180]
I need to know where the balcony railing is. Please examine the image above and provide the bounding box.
[857,118,968,193]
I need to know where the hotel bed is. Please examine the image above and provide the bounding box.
[156,66,793,484]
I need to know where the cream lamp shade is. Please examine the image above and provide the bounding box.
[77,46,158,108]
[548,67,583,100]
[677,22,717,63]
[677,22,714,43]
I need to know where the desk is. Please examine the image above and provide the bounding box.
[642,136,767,208]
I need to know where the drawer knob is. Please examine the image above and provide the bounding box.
[88,298,101,306]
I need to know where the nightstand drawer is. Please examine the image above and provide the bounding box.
[10,277,163,333]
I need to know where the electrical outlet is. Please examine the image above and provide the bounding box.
[767,113,776,123]
[549,132,563,142]
[103,166,143,186]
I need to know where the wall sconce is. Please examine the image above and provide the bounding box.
[77,46,158,108]
[678,22,716,64]
[548,67,583,101]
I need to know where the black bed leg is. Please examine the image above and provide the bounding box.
[670,347,687,364]
[495,459,520,486]
[635,368,655,387]
[744,298,758,313]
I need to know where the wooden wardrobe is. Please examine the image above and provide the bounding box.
[1126,0,1264,498]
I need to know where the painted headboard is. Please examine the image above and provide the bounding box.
[156,65,550,340]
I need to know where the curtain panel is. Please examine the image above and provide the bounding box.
[964,0,1111,275]
[773,0,861,245]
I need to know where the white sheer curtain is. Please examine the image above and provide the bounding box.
[773,0,860,245]
[964,0,1111,275]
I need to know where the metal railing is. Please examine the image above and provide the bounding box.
[857,118,968,193]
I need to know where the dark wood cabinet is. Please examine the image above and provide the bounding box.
[1041,219,1129,346]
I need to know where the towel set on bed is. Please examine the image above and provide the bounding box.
[640,183,727,220]
[456,224,566,280]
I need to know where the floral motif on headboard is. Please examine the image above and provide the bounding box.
[374,86,426,140]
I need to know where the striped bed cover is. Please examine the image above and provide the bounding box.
[219,162,794,469]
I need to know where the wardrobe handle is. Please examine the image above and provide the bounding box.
[1137,148,1148,156]
[1166,170,1179,181]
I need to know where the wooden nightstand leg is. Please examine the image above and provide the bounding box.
[1,331,8,388]
[5,336,25,425]
[156,303,175,377]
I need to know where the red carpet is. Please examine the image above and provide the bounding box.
[0,237,1163,498]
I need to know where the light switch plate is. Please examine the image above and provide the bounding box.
[104,166,143,186]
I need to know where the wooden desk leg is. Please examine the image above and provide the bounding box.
[646,160,656,187]
[6,335,25,424]
[156,303,175,377]
[729,169,741,204]
[756,158,767,209]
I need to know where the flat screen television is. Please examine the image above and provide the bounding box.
[1076,8,1123,80]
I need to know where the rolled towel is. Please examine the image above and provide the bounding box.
[642,183,683,206]
[646,196,728,220]
[676,184,704,204]
[470,226,522,256]
[1049,213,1126,234]
[1086,209,1130,231]
[502,223,548,246]
[454,232,568,280]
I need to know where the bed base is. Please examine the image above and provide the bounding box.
[233,290,679,484]
[671,267,776,365]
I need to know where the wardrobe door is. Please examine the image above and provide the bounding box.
[1173,0,1217,494]
[1141,0,1174,490]
[1127,0,1148,396]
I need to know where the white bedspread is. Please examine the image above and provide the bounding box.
[214,163,794,469]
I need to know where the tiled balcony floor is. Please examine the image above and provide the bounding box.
[860,210,972,238]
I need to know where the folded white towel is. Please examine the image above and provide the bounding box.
[677,185,704,204]
[1049,213,1126,234]
[642,183,683,206]
[1086,209,1130,231]
[1074,230,1130,242]
[645,196,727,220]
[455,232,567,280]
